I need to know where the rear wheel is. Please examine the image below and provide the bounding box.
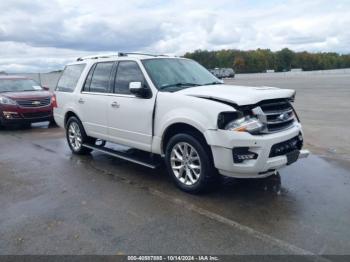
[165,133,218,194]
[66,117,95,155]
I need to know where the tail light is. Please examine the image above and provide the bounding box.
[51,94,58,108]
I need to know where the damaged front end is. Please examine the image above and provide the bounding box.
[217,98,298,135]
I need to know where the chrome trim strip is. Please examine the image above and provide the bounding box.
[267,116,295,124]
[264,108,293,116]
[81,91,136,98]
[252,104,296,134]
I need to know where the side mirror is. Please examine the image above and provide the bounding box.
[42,85,50,91]
[129,82,146,97]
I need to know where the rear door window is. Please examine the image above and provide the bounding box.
[89,62,114,93]
[56,64,86,92]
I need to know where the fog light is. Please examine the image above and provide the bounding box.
[232,147,258,163]
[3,111,19,119]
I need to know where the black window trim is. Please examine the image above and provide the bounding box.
[111,61,119,94]
[81,63,96,93]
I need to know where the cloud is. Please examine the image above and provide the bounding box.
[0,0,349,72]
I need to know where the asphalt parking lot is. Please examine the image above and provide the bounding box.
[1,74,350,256]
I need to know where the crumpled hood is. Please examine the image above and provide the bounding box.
[177,84,295,106]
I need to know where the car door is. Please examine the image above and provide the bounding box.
[78,62,115,141]
[107,60,155,151]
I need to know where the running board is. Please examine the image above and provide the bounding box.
[82,143,159,169]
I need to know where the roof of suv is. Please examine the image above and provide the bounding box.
[69,53,182,66]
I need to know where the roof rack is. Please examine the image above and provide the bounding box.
[76,52,168,61]
[119,52,169,57]
[76,53,121,61]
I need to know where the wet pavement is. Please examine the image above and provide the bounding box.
[0,124,350,255]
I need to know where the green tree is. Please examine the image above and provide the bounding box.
[184,48,350,73]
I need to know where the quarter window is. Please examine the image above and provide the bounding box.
[56,64,86,92]
[89,62,114,93]
[115,61,145,94]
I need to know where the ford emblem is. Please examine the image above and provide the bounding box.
[278,112,289,121]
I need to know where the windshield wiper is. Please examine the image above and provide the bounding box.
[159,82,200,90]
[202,81,223,86]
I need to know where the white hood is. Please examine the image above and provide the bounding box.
[177,84,295,106]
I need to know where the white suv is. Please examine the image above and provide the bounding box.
[54,53,309,193]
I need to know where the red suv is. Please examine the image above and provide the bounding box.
[0,76,56,128]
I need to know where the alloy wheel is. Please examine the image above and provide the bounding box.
[68,122,82,151]
[170,142,201,186]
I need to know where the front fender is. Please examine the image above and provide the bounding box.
[157,109,210,136]
[152,92,234,154]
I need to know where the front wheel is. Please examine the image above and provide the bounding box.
[66,117,94,155]
[165,133,218,194]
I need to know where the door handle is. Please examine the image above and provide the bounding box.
[111,101,120,108]
[78,98,85,104]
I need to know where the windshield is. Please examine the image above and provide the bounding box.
[0,79,42,93]
[142,58,221,91]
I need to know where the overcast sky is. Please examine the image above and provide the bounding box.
[0,0,349,72]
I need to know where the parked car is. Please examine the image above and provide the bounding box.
[54,53,309,193]
[0,76,56,128]
[209,68,235,78]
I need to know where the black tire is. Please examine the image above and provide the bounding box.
[165,133,218,194]
[48,118,58,127]
[66,116,95,155]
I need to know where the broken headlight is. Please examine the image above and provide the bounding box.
[225,116,264,134]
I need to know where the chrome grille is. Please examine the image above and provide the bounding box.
[16,97,51,108]
[253,100,295,133]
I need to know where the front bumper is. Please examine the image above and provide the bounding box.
[205,123,309,178]
[0,109,53,126]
